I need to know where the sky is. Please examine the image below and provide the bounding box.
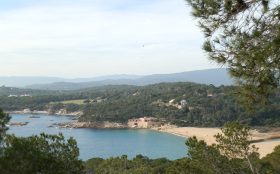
[0,0,219,78]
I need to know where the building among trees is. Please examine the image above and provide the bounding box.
[128,117,162,128]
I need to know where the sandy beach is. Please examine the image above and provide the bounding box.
[157,127,280,158]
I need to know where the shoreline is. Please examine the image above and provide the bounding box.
[9,113,280,158]
[8,110,81,117]
[156,127,280,158]
[53,121,127,129]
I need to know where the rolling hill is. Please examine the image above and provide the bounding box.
[0,68,233,90]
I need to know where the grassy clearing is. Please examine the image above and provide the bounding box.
[50,99,86,105]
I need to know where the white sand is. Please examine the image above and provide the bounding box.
[157,127,280,158]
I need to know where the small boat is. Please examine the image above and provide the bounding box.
[29,115,40,118]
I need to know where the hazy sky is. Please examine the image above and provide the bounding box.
[0,0,219,78]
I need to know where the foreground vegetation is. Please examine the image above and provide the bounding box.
[85,140,280,174]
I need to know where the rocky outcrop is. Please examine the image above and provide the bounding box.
[53,121,128,129]
[10,122,29,127]
[10,110,49,115]
[9,110,82,117]
[54,109,83,117]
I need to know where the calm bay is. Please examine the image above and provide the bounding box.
[8,114,187,160]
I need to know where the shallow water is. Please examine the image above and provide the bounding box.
[8,114,188,160]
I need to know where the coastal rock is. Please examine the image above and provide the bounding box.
[9,122,29,127]
[54,121,128,129]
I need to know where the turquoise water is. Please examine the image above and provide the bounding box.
[8,114,188,160]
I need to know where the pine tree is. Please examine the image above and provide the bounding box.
[186,0,280,108]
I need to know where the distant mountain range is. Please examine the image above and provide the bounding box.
[0,75,142,87]
[0,69,233,90]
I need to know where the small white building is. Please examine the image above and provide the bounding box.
[180,100,187,106]
[23,109,31,114]
[169,99,176,105]
[20,94,32,97]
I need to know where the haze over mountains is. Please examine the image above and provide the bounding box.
[0,69,233,90]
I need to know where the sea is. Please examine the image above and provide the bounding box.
[8,114,187,160]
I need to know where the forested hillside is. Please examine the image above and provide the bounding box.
[0,86,63,96]
[80,83,280,127]
[1,82,280,127]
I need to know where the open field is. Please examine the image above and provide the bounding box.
[50,99,86,105]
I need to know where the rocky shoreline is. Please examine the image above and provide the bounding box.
[52,121,128,129]
[9,122,29,127]
[8,110,82,117]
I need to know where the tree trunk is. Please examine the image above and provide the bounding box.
[246,155,259,174]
